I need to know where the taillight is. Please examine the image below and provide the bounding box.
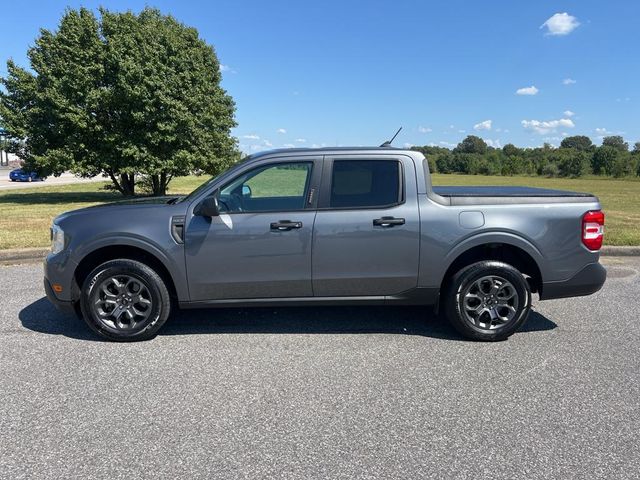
[582,210,605,250]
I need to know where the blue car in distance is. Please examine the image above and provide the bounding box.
[9,168,45,182]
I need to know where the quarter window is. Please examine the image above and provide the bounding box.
[330,160,401,208]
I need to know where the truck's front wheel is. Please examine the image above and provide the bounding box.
[444,261,531,341]
[80,259,171,341]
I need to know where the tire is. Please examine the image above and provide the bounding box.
[80,259,171,341]
[444,261,531,341]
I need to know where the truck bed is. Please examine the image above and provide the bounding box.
[432,186,597,206]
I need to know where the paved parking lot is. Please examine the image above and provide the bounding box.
[0,171,105,190]
[1,257,639,479]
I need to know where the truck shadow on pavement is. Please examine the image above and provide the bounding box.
[19,297,557,342]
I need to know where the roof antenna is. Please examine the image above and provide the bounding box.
[380,127,402,147]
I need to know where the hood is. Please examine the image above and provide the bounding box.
[100,195,179,206]
[54,195,183,224]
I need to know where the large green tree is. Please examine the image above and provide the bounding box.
[592,145,618,175]
[602,135,628,152]
[560,135,593,151]
[454,135,488,154]
[0,7,238,196]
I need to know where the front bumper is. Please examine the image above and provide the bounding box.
[43,252,79,312]
[44,277,77,314]
[540,262,607,300]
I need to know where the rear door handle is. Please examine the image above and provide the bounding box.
[373,217,405,227]
[270,220,303,231]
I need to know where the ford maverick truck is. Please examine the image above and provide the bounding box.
[44,147,606,341]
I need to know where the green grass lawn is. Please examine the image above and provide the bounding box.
[0,173,638,249]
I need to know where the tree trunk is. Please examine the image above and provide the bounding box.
[119,173,135,196]
[150,172,172,196]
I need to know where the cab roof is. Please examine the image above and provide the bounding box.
[247,146,409,160]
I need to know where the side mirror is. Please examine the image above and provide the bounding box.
[195,195,220,217]
[242,185,252,197]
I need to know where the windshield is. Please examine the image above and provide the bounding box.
[179,174,221,203]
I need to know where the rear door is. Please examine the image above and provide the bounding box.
[312,155,420,296]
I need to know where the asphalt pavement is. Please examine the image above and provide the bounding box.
[1,257,639,479]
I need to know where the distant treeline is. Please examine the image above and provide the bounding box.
[412,135,640,178]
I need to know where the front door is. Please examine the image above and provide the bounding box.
[185,158,320,301]
[312,156,420,296]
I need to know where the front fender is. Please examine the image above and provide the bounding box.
[70,233,189,301]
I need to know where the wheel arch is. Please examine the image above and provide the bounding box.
[440,238,544,295]
[73,244,180,302]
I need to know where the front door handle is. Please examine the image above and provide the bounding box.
[373,216,405,227]
[270,220,303,231]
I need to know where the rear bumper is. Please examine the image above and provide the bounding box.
[540,262,607,300]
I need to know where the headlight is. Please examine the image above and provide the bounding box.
[51,224,65,254]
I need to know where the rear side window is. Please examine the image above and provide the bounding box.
[330,160,401,208]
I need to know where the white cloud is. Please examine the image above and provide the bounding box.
[439,141,457,148]
[263,140,273,147]
[242,134,260,140]
[418,126,432,133]
[595,127,612,136]
[563,78,576,85]
[458,129,466,133]
[516,85,539,96]
[283,143,295,148]
[220,64,236,73]
[563,110,575,117]
[403,143,414,148]
[541,13,580,36]
[521,118,575,134]
[473,119,492,131]
[484,138,502,148]
[276,128,287,134]
[295,138,306,143]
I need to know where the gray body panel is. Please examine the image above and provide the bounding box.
[184,210,316,300]
[311,154,420,296]
[44,147,605,310]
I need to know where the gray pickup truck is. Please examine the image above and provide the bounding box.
[44,147,606,341]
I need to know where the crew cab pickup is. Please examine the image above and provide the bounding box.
[44,147,606,341]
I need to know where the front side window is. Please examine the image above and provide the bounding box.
[330,160,401,208]
[217,162,312,213]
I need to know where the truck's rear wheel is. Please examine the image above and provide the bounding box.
[80,259,171,341]
[444,261,531,341]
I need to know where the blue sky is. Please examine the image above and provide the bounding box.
[1,0,638,153]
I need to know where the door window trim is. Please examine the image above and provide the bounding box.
[317,157,405,211]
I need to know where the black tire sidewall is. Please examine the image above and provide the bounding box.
[446,261,531,341]
[80,259,170,341]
